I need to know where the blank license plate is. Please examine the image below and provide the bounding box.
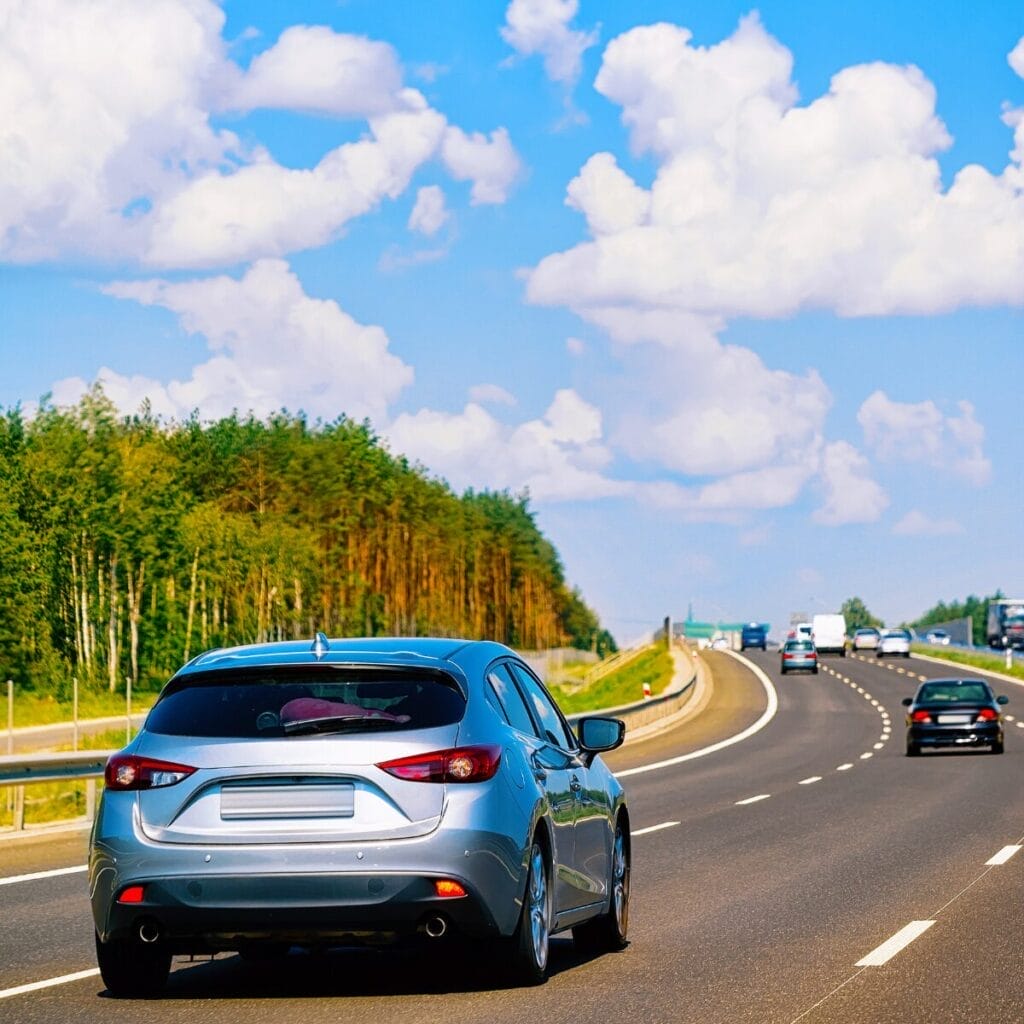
[937,714,972,725]
[221,783,355,819]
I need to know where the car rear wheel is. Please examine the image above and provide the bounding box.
[991,739,1005,755]
[506,841,551,985]
[574,819,630,954]
[906,741,920,757]
[95,931,171,998]
[812,666,818,674]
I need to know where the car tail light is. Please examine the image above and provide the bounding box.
[976,708,999,722]
[377,745,502,783]
[910,710,931,723]
[434,879,467,898]
[117,885,146,904]
[783,653,794,660]
[104,754,196,791]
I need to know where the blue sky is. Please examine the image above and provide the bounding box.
[2,0,1023,642]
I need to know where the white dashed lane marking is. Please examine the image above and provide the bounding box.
[735,794,771,806]
[799,776,822,785]
[855,921,935,967]
[632,821,681,836]
[986,845,1022,866]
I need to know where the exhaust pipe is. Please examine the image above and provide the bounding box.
[137,919,162,944]
[423,916,447,939]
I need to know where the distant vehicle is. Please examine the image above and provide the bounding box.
[780,639,818,675]
[709,633,730,651]
[89,635,629,995]
[877,629,911,658]
[986,599,1024,650]
[740,623,767,651]
[792,622,813,641]
[852,628,881,651]
[903,678,1008,756]
[811,613,847,657]
[924,629,951,646]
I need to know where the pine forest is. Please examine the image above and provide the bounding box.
[0,389,615,696]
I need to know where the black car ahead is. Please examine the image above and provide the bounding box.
[903,678,1008,756]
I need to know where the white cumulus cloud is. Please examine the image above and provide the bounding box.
[0,0,521,267]
[813,441,890,525]
[408,185,449,235]
[387,389,628,501]
[501,0,598,85]
[858,391,991,485]
[527,13,1024,321]
[441,127,522,204]
[53,260,413,423]
[892,510,964,536]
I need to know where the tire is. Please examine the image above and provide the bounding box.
[506,840,551,985]
[906,742,920,757]
[840,649,846,658]
[780,666,787,675]
[95,931,171,998]
[991,739,1005,755]
[574,819,630,954]
[812,666,818,675]
[760,644,766,652]
[903,652,910,659]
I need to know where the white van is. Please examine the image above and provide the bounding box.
[812,613,847,656]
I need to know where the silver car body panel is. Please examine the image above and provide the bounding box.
[90,638,625,949]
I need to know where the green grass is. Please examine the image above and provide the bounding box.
[913,645,1024,683]
[549,645,675,715]
[4,688,158,729]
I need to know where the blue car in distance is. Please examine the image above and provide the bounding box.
[741,623,767,651]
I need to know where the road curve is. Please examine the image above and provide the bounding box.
[2,649,1023,1022]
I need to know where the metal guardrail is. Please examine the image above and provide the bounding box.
[0,750,111,833]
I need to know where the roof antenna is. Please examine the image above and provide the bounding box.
[311,632,329,658]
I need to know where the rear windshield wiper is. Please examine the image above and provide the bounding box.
[282,714,408,736]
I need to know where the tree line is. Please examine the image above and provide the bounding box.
[0,389,615,695]
[841,593,1004,644]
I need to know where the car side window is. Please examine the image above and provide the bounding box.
[507,662,576,751]
[486,666,540,738]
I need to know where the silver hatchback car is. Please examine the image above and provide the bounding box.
[90,636,630,996]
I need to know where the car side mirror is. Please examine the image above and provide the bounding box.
[997,695,1009,705]
[901,697,913,706]
[577,716,626,755]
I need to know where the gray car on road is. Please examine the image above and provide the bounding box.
[90,635,630,995]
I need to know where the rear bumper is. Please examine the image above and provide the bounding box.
[780,658,817,672]
[98,871,499,952]
[907,725,1002,749]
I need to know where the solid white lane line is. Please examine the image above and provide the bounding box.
[986,845,1022,866]
[0,865,87,887]
[632,821,681,836]
[837,763,853,771]
[0,969,100,1001]
[735,794,771,805]
[798,776,822,785]
[855,921,935,967]
[617,650,779,778]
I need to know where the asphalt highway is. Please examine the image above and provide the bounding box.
[2,649,1022,1023]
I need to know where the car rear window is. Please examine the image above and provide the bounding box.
[145,668,466,738]
[917,682,990,703]
[786,641,813,651]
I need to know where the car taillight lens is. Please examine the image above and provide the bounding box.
[377,745,502,783]
[117,885,146,904]
[976,708,999,722]
[104,754,196,791]
[910,710,931,723]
